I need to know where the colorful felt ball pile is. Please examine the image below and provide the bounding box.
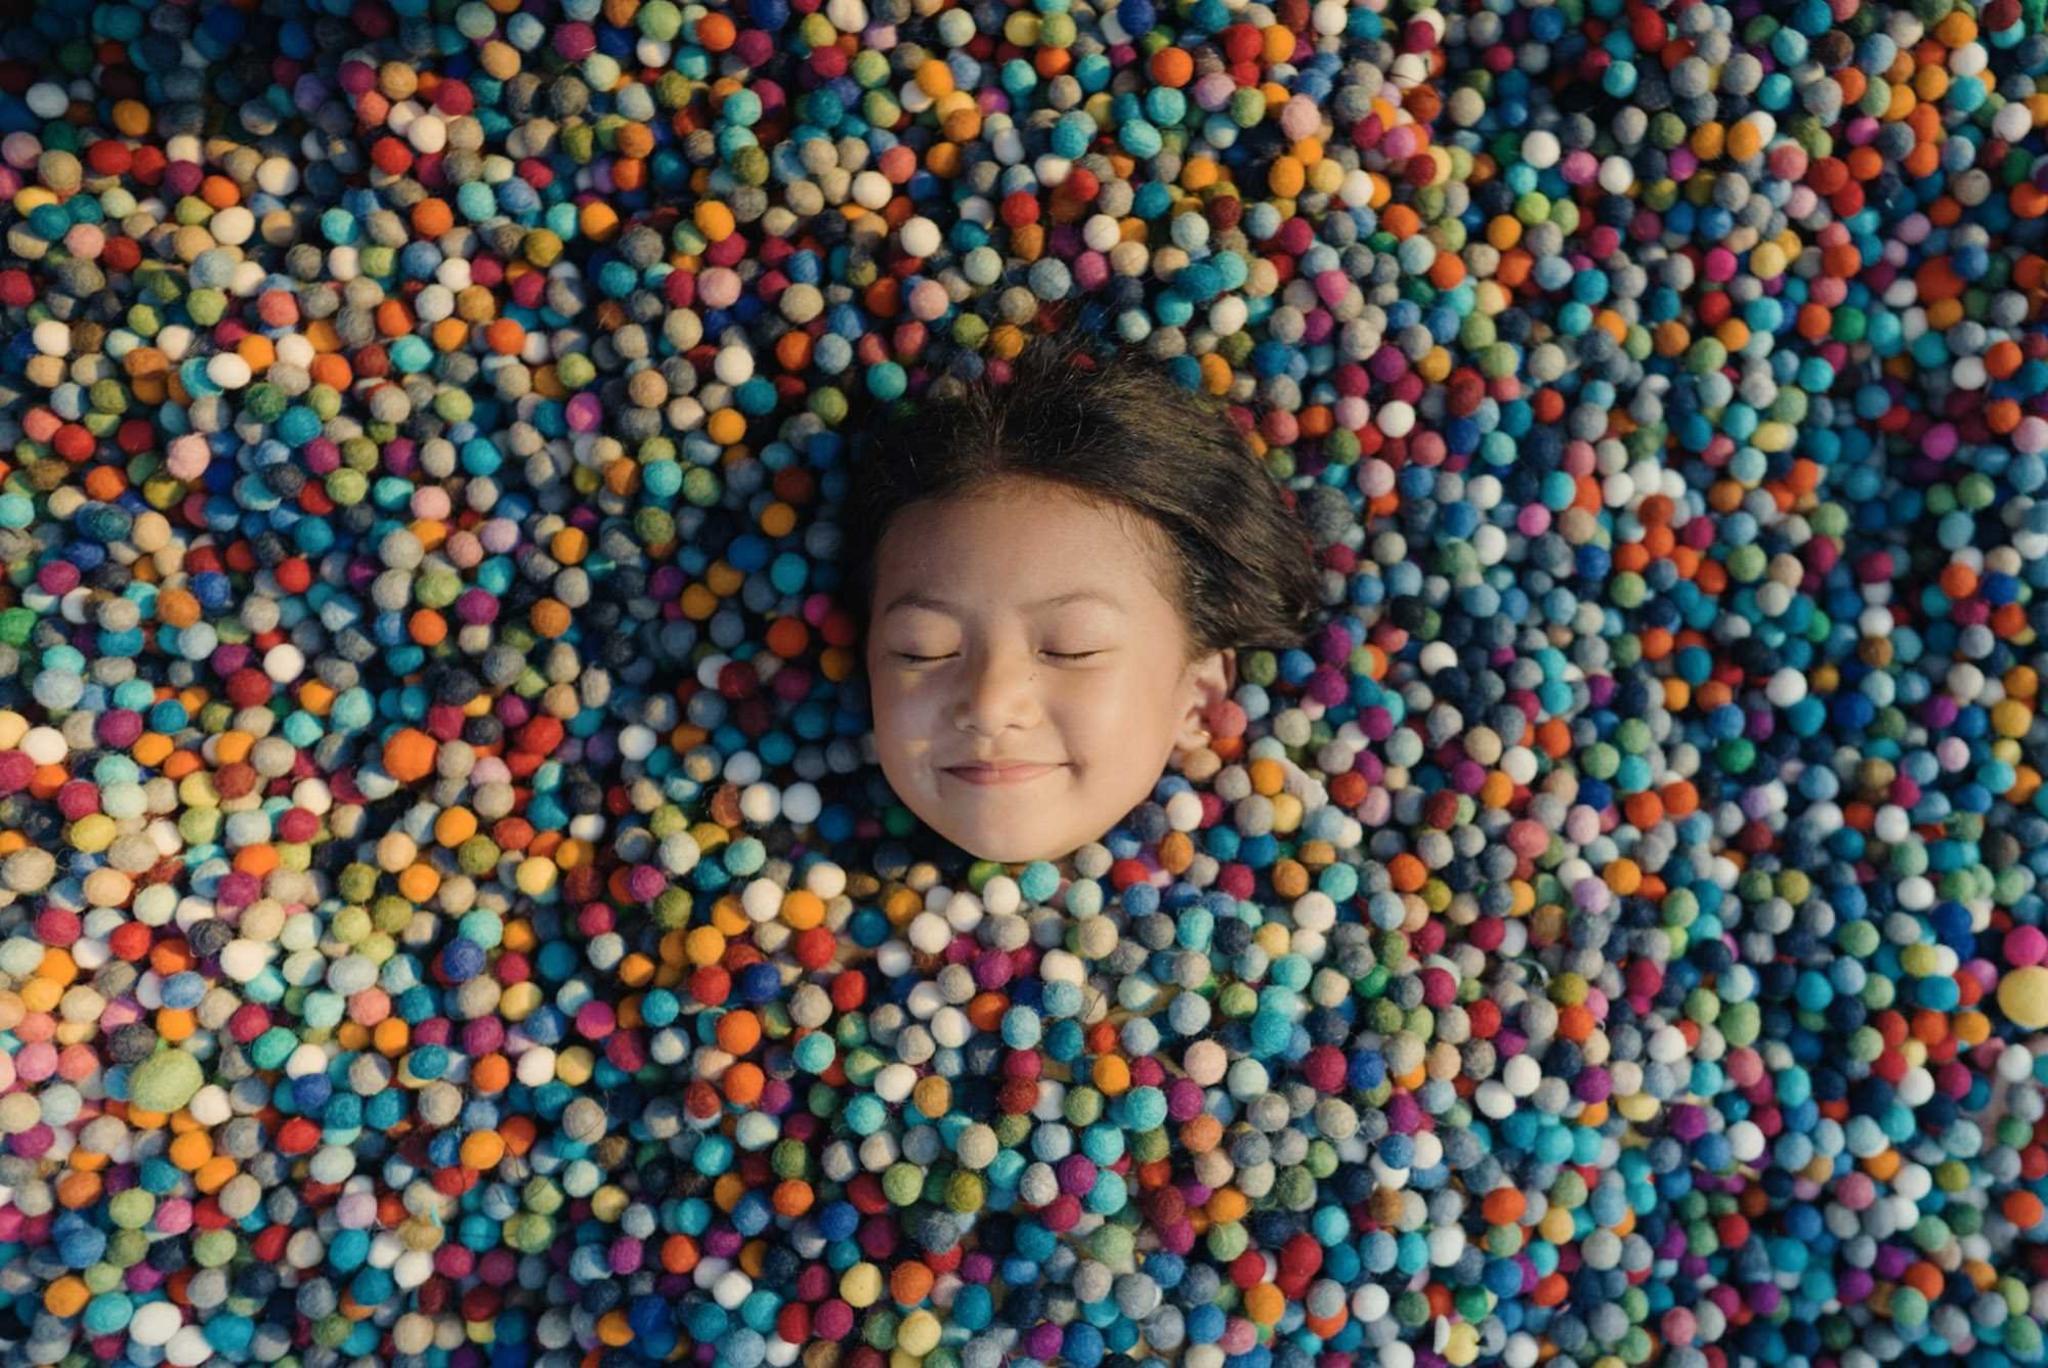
[2,0,2048,1365]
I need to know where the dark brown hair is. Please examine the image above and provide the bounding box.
[836,326,1323,663]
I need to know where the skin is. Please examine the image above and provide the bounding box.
[864,476,1237,864]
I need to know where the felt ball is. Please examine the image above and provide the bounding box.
[2000,967,2048,1030]
[129,1052,204,1114]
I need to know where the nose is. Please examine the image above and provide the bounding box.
[954,645,1041,736]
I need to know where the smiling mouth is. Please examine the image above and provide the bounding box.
[942,763,1065,786]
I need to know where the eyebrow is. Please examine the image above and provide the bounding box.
[881,589,1125,616]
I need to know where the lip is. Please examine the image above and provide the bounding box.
[942,762,1064,786]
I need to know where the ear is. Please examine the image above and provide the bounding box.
[1174,647,1236,752]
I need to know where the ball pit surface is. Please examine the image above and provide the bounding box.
[1,0,2048,1366]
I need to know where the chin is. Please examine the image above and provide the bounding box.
[946,826,1071,865]
[955,836,1050,864]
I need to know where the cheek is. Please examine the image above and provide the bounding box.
[1053,672,1181,754]
[871,677,943,754]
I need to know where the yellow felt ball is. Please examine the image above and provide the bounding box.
[514,858,557,896]
[1999,967,2048,1029]
[896,1310,940,1357]
[839,1262,882,1308]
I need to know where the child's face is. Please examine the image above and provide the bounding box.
[864,478,1235,864]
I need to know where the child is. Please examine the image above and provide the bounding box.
[837,327,1325,865]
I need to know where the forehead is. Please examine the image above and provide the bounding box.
[882,586,1126,618]
[872,483,1176,607]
